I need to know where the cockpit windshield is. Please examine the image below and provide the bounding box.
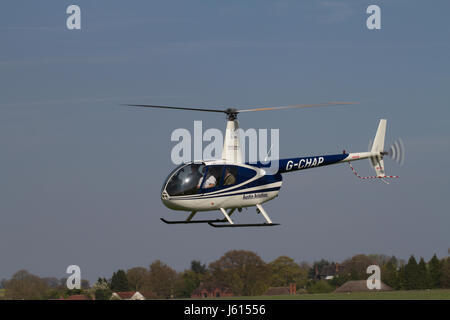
[165,163,205,196]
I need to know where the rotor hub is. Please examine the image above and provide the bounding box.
[225,108,238,121]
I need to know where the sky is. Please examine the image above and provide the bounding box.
[0,0,449,283]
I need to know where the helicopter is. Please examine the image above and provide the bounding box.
[126,102,404,228]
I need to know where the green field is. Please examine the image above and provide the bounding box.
[216,289,450,300]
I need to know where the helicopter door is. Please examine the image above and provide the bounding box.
[199,165,224,194]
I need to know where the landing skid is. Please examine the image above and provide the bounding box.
[160,218,227,224]
[212,204,280,228]
[161,205,280,228]
[208,222,280,228]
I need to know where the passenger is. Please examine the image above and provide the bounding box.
[223,167,236,186]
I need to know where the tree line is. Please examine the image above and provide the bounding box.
[1,250,449,299]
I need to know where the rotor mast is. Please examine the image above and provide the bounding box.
[222,108,243,163]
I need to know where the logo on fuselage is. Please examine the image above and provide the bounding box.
[243,193,268,200]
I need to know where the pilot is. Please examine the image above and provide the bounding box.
[197,167,217,189]
[223,167,236,186]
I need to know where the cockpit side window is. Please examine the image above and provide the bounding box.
[236,166,257,183]
[165,163,205,196]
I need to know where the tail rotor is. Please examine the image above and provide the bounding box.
[387,138,405,166]
[368,137,405,166]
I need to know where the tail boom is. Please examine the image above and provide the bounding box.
[277,151,377,174]
[273,119,399,181]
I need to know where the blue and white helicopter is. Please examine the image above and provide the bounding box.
[127,102,403,228]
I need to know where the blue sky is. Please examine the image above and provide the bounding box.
[1,0,449,283]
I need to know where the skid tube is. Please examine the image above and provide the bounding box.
[160,218,227,224]
[208,222,280,228]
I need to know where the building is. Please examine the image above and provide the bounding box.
[191,283,233,298]
[263,283,297,296]
[315,263,346,280]
[334,280,393,293]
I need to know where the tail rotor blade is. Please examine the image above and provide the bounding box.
[387,138,405,166]
[397,138,405,166]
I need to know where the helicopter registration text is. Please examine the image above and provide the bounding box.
[285,157,325,171]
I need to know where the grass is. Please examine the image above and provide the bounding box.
[215,289,450,300]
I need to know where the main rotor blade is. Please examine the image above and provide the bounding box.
[124,104,226,114]
[237,101,358,113]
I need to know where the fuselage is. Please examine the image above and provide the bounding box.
[161,160,282,212]
[160,151,376,212]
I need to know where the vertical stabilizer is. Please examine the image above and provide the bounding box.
[370,119,387,177]
[371,119,386,153]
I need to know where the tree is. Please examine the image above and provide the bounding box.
[307,280,334,294]
[175,270,203,298]
[42,277,60,289]
[126,267,148,291]
[95,288,112,300]
[417,257,430,289]
[397,265,407,290]
[268,256,308,288]
[428,254,441,289]
[209,250,270,296]
[0,279,7,289]
[5,270,49,300]
[110,270,129,292]
[382,257,400,289]
[148,260,178,298]
[191,260,207,274]
[440,257,450,289]
[341,254,375,280]
[404,255,419,290]
[91,278,112,300]
[368,254,392,267]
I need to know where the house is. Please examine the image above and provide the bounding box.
[315,263,346,280]
[191,283,233,298]
[334,280,393,293]
[263,283,296,296]
[110,291,146,300]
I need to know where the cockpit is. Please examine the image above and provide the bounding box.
[165,163,206,196]
[162,162,257,197]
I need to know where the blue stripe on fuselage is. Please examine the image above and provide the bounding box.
[168,173,282,200]
[171,186,281,200]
